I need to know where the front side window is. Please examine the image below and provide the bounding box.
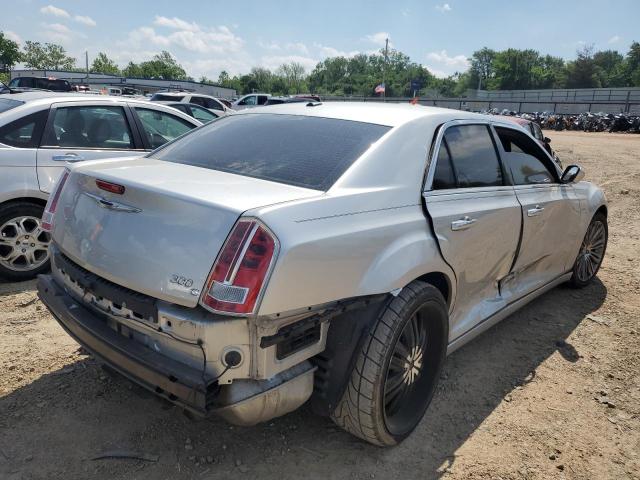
[134,107,194,149]
[441,124,503,188]
[0,110,48,148]
[43,105,134,149]
[495,126,555,185]
[150,114,390,190]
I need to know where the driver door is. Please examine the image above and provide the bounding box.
[36,102,145,193]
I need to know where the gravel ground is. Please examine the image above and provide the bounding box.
[0,130,639,480]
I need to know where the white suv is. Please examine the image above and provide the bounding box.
[0,92,201,281]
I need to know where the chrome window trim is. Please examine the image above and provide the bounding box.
[423,119,505,193]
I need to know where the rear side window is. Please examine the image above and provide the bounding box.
[43,106,134,149]
[0,110,48,148]
[151,114,390,190]
[495,127,556,185]
[441,124,503,188]
[432,140,457,190]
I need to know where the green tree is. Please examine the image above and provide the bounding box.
[22,41,76,70]
[217,70,230,86]
[565,45,601,88]
[470,47,496,89]
[91,52,120,75]
[624,41,640,86]
[277,62,307,93]
[0,31,21,70]
[123,51,187,80]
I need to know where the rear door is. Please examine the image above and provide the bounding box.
[493,125,581,296]
[36,101,145,193]
[423,122,522,340]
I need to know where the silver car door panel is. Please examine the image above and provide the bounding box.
[424,186,522,340]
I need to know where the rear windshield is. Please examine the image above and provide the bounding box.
[151,94,185,101]
[0,98,24,114]
[150,114,390,190]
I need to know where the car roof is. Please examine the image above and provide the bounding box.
[235,101,487,127]
[1,91,172,108]
[494,115,531,127]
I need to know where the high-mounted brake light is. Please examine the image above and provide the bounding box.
[42,169,70,232]
[201,218,278,315]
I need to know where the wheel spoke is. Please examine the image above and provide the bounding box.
[389,354,406,372]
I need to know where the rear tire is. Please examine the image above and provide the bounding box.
[330,281,448,446]
[568,212,607,288]
[0,202,51,282]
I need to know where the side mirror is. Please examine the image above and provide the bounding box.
[544,136,552,144]
[561,165,585,184]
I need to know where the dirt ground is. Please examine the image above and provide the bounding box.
[0,131,639,480]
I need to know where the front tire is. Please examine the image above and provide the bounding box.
[331,281,448,446]
[568,212,607,288]
[0,202,51,282]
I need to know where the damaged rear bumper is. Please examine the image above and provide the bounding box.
[37,273,315,423]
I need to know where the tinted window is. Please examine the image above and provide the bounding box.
[257,96,269,105]
[444,124,503,188]
[495,127,555,185]
[135,108,194,149]
[0,99,24,114]
[44,106,134,149]
[432,140,456,190]
[0,110,48,148]
[151,114,390,190]
[189,96,206,107]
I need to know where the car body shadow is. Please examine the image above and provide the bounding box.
[0,279,606,479]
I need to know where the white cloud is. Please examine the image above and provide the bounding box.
[608,35,621,44]
[153,16,199,32]
[74,15,96,27]
[4,30,22,45]
[41,22,77,44]
[435,3,452,13]
[425,49,469,77]
[40,4,70,18]
[127,22,244,54]
[313,43,360,58]
[363,32,390,47]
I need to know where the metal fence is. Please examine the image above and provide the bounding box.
[323,94,640,115]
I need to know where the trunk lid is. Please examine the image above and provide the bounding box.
[52,157,320,307]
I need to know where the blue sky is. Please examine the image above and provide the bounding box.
[4,0,639,79]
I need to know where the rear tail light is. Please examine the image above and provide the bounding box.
[200,218,278,315]
[42,169,70,232]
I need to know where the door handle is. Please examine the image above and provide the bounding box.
[451,216,477,231]
[527,205,545,217]
[52,153,85,162]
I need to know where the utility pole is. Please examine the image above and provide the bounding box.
[85,51,89,79]
[382,37,389,102]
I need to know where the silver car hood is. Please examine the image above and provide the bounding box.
[52,157,320,307]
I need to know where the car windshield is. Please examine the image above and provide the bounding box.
[150,114,390,190]
[0,98,24,114]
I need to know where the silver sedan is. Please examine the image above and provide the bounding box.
[37,102,607,446]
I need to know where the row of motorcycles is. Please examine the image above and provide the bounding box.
[483,108,640,133]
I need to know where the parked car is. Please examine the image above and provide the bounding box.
[0,91,202,280]
[149,92,230,115]
[155,101,221,123]
[8,76,72,92]
[232,93,271,110]
[37,103,607,447]
[497,115,561,167]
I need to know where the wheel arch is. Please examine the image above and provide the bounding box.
[0,197,48,209]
